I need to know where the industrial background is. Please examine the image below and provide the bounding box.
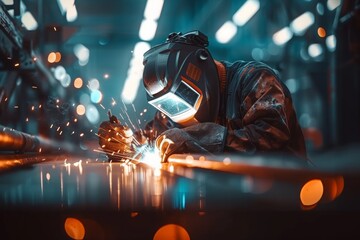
[1,0,360,239]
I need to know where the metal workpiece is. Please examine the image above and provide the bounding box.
[0,125,78,154]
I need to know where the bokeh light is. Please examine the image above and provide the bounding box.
[47,52,56,63]
[153,224,190,240]
[64,217,85,240]
[300,179,324,206]
[74,77,83,88]
[76,104,86,116]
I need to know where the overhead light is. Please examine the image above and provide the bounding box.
[215,21,237,44]
[121,42,150,104]
[139,19,158,41]
[232,0,260,26]
[308,43,323,58]
[272,27,293,46]
[133,41,151,57]
[73,44,90,64]
[290,12,314,35]
[21,11,38,30]
[66,4,77,22]
[57,0,75,14]
[144,0,164,21]
[327,0,341,11]
[326,35,336,52]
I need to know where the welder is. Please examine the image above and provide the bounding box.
[98,30,307,162]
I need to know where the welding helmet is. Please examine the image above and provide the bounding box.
[142,30,220,125]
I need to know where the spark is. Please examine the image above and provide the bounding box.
[39,148,42,153]
[14,105,19,108]
[39,104,42,108]
[144,108,147,112]
[100,104,105,109]
[32,86,37,89]
[74,118,78,122]
[111,98,116,106]
[66,122,70,126]
[80,133,84,137]
[4,97,7,102]
[131,103,136,112]
[26,117,29,122]
[14,63,19,67]
[50,124,53,128]
[57,126,60,131]
[31,106,35,111]
[71,131,75,135]
[59,131,63,135]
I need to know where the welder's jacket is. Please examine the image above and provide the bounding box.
[143,60,307,160]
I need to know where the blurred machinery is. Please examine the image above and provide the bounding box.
[0,1,93,155]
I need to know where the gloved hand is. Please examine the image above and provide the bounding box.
[155,123,227,162]
[98,114,134,161]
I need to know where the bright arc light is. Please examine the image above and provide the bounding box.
[272,27,293,46]
[232,0,260,26]
[290,12,315,35]
[215,21,237,44]
[308,43,323,58]
[139,19,158,41]
[21,11,38,30]
[326,35,336,52]
[144,0,164,20]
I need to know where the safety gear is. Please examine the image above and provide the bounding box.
[142,30,220,125]
[146,60,308,160]
[98,119,135,161]
[155,122,226,162]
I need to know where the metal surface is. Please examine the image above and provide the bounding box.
[0,151,359,239]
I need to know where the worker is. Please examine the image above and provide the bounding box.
[98,30,307,162]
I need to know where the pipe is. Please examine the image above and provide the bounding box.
[0,125,75,153]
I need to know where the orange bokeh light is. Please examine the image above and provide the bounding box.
[153,224,190,240]
[55,52,62,62]
[64,217,85,240]
[317,27,326,38]
[74,77,83,88]
[300,179,324,206]
[76,104,86,116]
[47,52,56,63]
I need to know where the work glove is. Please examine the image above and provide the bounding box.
[98,113,135,161]
[155,122,227,162]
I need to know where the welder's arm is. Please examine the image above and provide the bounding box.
[225,71,291,154]
[97,111,142,160]
[155,123,226,162]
